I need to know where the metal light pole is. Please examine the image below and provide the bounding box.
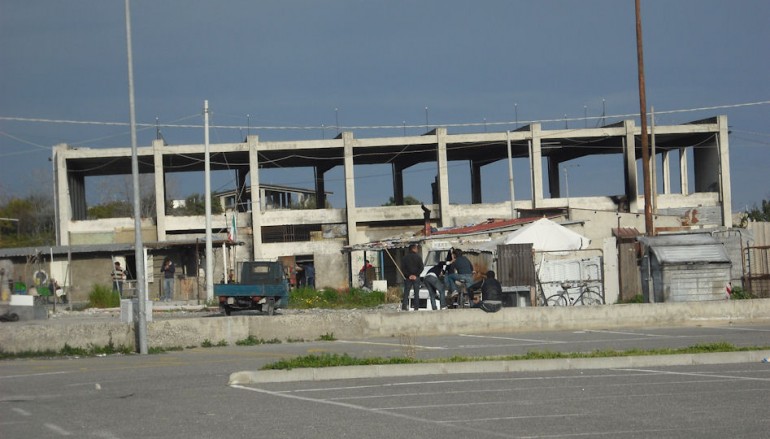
[204,100,214,301]
[124,0,147,354]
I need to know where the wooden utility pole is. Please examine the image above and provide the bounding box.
[635,0,654,236]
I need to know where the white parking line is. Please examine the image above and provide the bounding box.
[11,407,31,416]
[44,423,72,436]
[232,384,519,438]
[458,334,563,344]
[336,340,447,350]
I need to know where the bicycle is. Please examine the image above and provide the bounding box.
[546,281,604,306]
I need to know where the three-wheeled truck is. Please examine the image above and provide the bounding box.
[213,261,290,316]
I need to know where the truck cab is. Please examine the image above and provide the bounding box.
[213,261,290,316]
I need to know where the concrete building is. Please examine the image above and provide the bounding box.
[49,115,732,301]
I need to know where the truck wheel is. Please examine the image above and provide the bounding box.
[223,305,232,316]
[266,297,276,316]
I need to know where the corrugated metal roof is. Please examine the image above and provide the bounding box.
[651,244,730,264]
[433,216,553,236]
[639,233,730,264]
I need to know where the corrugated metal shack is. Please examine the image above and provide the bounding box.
[639,233,731,302]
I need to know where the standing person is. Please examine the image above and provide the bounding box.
[359,259,373,288]
[294,263,305,288]
[161,258,175,302]
[400,243,424,311]
[304,263,315,289]
[423,261,447,310]
[112,261,126,297]
[445,248,474,300]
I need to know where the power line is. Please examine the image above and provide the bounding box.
[1,100,768,132]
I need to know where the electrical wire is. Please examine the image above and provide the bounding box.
[1,100,768,132]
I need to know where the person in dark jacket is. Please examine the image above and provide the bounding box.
[469,270,503,308]
[445,248,474,298]
[400,243,424,311]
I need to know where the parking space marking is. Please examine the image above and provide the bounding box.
[44,423,72,436]
[11,407,31,416]
[584,329,669,337]
[458,334,563,344]
[618,368,770,382]
[232,384,519,438]
[336,340,446,350]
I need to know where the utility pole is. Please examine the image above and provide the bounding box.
[124,0,148,354]
[635,0,654,236]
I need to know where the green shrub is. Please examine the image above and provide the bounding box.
[729,286,753,300]
[289,287,385,309]
[88,284,121,308]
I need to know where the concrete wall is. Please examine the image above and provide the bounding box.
[1,299,768,353]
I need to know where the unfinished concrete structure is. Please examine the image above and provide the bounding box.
[52,115,732,297]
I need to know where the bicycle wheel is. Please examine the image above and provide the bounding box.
[546,294,568,307]
[579,289,604,306]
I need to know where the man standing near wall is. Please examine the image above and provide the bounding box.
[161,258,175,302]
[400,243,424,311]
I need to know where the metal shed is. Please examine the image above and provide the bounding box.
[639,233,731,302]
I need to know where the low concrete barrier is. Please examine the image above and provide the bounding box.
[1,300,769,353]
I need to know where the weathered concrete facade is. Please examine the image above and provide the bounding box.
[50,116,733,298]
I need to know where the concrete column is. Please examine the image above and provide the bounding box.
[470,161,482,204]
[662,150,671,194]
[624,120,639,213]
[247,135,263,259]
[679,147,689,195]
[342,132,360,244]
[152,139,166,241]
[435,128,450,226]
[547,156,560,198]
[54,144,71,245]
[717,115,732,228]
[392,163,404,205]
[529,123,544,208]
[314,165,330,209]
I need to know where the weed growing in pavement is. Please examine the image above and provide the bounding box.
[259,342,770,370]
[317,332,336,341]
[286,337,306,343]
[0,342,133,360]
[235,335,282,346]
[201,339,228,348]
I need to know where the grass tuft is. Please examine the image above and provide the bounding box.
[260,342,770,370]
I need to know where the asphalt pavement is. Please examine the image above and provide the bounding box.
[2,323,770,438]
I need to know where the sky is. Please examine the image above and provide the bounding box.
[1,0,768,212]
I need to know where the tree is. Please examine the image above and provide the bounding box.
[0,195,54,247]
[382,195,421,206]
[741,199,770,226]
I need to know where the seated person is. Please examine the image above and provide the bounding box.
[468,270,503,308]
[445,248,474,297]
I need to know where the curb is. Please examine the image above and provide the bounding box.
[228,350,770,385]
